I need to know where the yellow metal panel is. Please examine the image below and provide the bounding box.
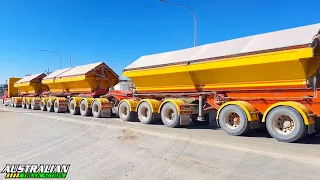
[14,82,30,87]
[124,48,313,77]
[158,99,189,115]
[262,102,314,125]
[95,98,109,105]
[22,97,26,104]
[137,99,161,113]
[25,97,32,103]
[123,48,316,91]
[81,98,95,108]
[120,99,139,112]
[47,97,56,104]
[216,101,260,121]
[94,98,111,109]
[41,97,48,105]
[204,79,306,89]
[14,82,47,95]
[54,75,86,83]
[7,78,21,97]
[71,97,82,107]
[32,97,41,102]
[14,97,22,102]
[56,97,67,104]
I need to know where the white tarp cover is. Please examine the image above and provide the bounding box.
[125,23,320,70]
[43,62,104,79]
[15,73,45,83]
[42,68,72,79]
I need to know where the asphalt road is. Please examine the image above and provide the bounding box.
[0,104,320,180]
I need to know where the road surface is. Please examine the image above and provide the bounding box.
[0,104,320,180]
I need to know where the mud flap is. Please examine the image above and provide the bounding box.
[308,124,316,134]
[180,114,191,126]
[250,120,261,129]
[209,111,217,124]
[57,100,69,113]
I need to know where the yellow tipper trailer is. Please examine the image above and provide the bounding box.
[11,73,48,109]
[42,62,118,95]
[40,62,119,115]
[123,23,320,93]
[117,22,320,143]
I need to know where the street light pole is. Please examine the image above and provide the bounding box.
[40,49,62,69]
[158,0,197,47]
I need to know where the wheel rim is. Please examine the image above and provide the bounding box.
[93,103,99,113]
[272,114,295,135]
[140,106,149,120]
[80,103,86,112]
[224,111,241,129]
[120,104,128,118]
[70,101,75,111]
[54,101,59,109]
[164,108,176,122]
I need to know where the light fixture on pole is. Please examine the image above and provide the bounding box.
[158,0,197,47]
[40,49,62,69]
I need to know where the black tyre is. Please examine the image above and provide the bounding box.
[69,99,80,115]
[31,99,35,110]
[26,100,31,109]
[118,101,135,121]
[266,106,307,143]
[218,105,251,136]
[22,99,26,109]
[46,100,54,112]
[80,100,92,116]
[137,102,156,124]
[13,98,19,108]
[92,100,102,118]
[40,99,47,111]
[160,102,180,128]
[31,98,40,110]
[53,99,60,113]
[11,99,14,107]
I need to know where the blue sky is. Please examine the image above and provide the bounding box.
[0,0,319,83]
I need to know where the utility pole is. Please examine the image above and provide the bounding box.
[70,55,73,67]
